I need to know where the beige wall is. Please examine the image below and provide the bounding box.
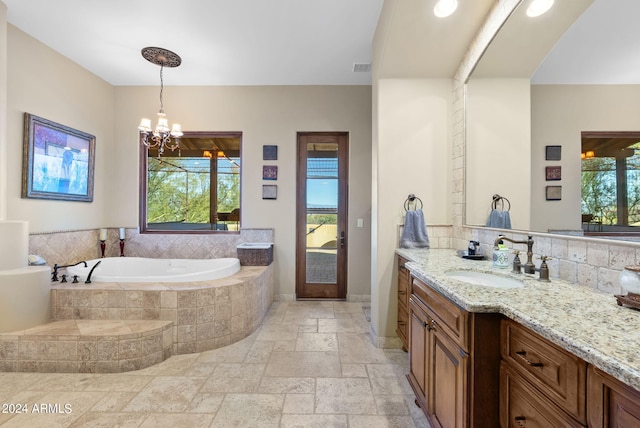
[113,85,373,299]
[371,78,452,343]
[0,4,6,220]
[2,23,373,300]
[466,78,531,229]
[531,84,640,232]
[6,25,114,232]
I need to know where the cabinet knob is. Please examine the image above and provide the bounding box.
[515,351,544,367]
[430,319,437,330]
[514,416,526,427]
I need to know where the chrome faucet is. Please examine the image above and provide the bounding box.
[494,235,535,274]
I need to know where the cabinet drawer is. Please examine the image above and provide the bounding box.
[501,362,586,428]
[412,276,468,352]
[501,319,586,423]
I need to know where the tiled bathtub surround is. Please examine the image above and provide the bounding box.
[50,266,274,356]
[29,228,274,267]
[0,320,173,373]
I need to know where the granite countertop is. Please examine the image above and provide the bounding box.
[396,248,640,391]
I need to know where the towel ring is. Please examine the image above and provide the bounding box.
[404,194,423,211]
[491,194,510,211]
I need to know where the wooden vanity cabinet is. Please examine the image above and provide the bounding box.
[588,365,640,427]
[397,256,410,351]
[407,275,501,428]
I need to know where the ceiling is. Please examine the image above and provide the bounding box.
[4,0,634,87]
[2,0,384,86]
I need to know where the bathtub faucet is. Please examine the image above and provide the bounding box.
[52,261,88,282]
[84,260,102,284]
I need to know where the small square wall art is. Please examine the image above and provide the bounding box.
[545,166,561,181]
[263,145,278,161]
[262,184,277,200]
[263,165,278,180]
[546,185,562,201]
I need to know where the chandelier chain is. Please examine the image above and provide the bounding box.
[159,64,165,114]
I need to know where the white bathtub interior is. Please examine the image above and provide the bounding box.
[66,257,241,283]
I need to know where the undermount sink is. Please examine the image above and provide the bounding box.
[445,270,524,289]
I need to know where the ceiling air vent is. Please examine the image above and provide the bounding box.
[352,63,371,73]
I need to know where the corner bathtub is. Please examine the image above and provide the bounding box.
[66,257,241,283]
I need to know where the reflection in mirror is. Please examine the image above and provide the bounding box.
[463,0,640,242]
[140,132,241,233]
[582,132,640,235]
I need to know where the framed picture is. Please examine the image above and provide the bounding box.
[545,166,562,181]
[263,165,278,180]
[545,145,562,161]
[546,185,562,201]
[22,113,95,202]
[262,184,277,200]
[263,145,278,160]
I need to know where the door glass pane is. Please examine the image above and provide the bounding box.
[306,142,338,284]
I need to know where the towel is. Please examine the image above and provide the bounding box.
[400,209,430,249]
[486,209,512,229]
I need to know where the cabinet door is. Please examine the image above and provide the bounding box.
[588,365,640,427]
[408,298,430,407]
[428,322,469,428]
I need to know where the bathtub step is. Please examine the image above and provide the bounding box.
[0,319,173,373]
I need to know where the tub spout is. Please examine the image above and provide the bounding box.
[84,260,102,284]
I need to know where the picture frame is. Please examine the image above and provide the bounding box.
[545,166,561,181]
[263,165,278,180]
[546,185,562,201]
[22,113,95,202]
[262,184,277,200]
[263,145,278,161]
[545,145,562,161]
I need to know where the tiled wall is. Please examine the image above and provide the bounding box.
[29,228,274,267]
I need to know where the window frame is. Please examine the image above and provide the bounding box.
[139,131,242,234]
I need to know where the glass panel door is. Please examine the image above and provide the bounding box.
[306,143,338,284]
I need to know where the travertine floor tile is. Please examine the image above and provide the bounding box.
[123,376,205,412]
[0,301,430,428]
[210,393,284,427]
[315,377,377,414]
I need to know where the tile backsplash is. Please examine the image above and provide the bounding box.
[29,228,274,267]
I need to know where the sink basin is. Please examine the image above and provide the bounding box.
[445,270,524,289]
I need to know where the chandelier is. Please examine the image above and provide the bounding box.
[138,47,183,156]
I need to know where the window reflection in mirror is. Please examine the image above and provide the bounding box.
[140,132,241,233]
[581,132,640,233]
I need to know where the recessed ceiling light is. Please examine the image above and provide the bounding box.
[434,0,458,18]
[526,0,554,17]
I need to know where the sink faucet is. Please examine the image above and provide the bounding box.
[494,235,535,274]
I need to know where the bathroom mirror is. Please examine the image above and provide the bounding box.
[464,0,640,240]
[140,132,242,233]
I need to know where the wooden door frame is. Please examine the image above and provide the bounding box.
[295,132,349,299]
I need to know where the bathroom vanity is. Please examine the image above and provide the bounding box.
[397,248,640,428]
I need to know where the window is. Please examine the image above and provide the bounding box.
[140,132,241,233]
[581,132,640,230]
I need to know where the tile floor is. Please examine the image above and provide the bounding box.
[0,301,430,427]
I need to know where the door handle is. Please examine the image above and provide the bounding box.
[340,231,345,248]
